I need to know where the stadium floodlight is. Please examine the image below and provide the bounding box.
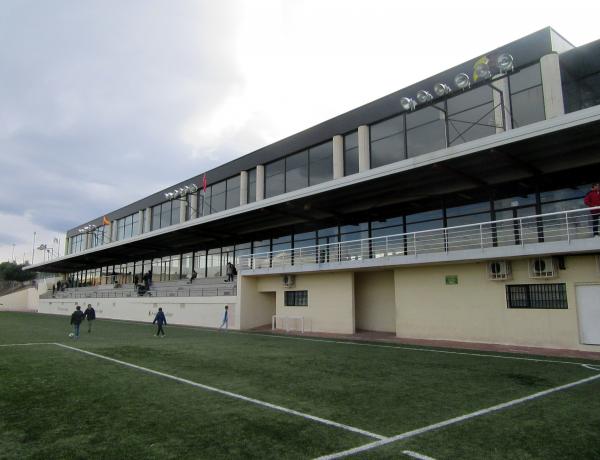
[474,60,491,80]
[190,184,198,192]
[497,53,514,73]
[416,90,433,104]
[454,72,470,89]
[400,97,416,111]
[433,83,452,97]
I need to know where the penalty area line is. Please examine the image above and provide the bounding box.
[53,342,385,441]
[0,342,56,347]
[315,371,600,459]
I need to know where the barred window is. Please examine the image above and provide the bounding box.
[284,290,308,307]
[506,284,568,309]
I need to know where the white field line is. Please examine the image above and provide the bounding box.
[0,342,55,347]
[94,317,595,368]
[53,342,385,441]
[403,450,437,460]
[582,364,600,371]
[315,371,600,460]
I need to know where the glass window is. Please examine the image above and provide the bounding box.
[226,176,240,209]
[509,64,542,93]
[309,141,333,186]
[340,223,369,241]
[506,284,568,309]
[211,181,226,213]
[160,202,172,228]
[171,200,181,225]
[446,201,490,217]
[284,290,308,307]
[370,115,405,168]
[286,151,308,192]
[181,252,193,280]
[132,213,140,236]
[405,209,443,224]
[247,168,256,203]
[510,64,545,128]
[194,250,207,278]
[202,186,211,216]
[294,230,316,248]
[406,106,446,157]
[206,248,221,277]
[265,159,285,198]
[272,235,292,252]
[447,90,496,147]
[344,131,359,176]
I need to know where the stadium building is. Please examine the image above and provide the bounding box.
[28,28,600,352]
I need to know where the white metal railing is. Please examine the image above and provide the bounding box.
[240,206,600,271]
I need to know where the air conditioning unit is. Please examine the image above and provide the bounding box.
[282,274,296,288]
[487,260,512,281]
[529,257,556,279]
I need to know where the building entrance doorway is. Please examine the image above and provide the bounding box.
[576,284,600,345]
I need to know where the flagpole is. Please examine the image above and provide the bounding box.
[31,231,36,264]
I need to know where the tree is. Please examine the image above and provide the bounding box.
[0,262,37,282]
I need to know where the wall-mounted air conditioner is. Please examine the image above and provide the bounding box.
[529,257,556,279]
[282,274,296,288]
[487,260,512,281]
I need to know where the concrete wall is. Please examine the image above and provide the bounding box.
[252,272,355,334]
[394,255,600,351]
[354,271,395,332]
[38,295,239,329]
[0,287,39,311]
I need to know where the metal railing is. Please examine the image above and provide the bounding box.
[240,207,600,271]
[43,285,237,299]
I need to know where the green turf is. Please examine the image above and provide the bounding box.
[1,311,599,459]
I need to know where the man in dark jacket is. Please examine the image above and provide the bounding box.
[70,305,85,339]
[584,183,600,236]
[152,307,167,337]
[84,304,96,333]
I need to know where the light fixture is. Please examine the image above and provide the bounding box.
[454,73,470,89]
[433,83,452,97]
[400,97,416,111]
[497,53,514,73]
[474,59,491,80]
[416,90,433,104]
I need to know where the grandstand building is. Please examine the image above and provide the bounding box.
[29,28,600,352]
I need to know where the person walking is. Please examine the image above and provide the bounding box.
[70,305,85,339]
[584,182,600,237]
[219,305,229,330]
[226,262,235,282]
[84,304,96,333]
[153,307,167,337]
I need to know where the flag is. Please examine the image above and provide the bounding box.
[202,174,207,192]
[102,216,110,226]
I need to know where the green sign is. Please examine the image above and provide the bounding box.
[445,275,458,285]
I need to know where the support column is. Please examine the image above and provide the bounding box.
[111,220,118,242]
[256,164,265,201]
[144,207,152,232]
[65,237,70,255]
[333,135,344,179]
[137,210,144,234]
[240,171,248,205]
[492,77,512,133]
[358,125,370,172]
[540,53,565,119]
[189,193,198,219]
[179,198,187,222]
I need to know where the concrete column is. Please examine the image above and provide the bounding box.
[111,220,117,242]
[179,198,187,222]
[144,207,152,232]
[358,125,370,172]
[137,210,144,234]
[492,77,512,133]
[256,164,265,201]
[540,53,565,119]
[333,135,344,179]
[189,193,198,219]
[240,171,248,205]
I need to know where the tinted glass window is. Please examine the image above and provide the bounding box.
[447,86,495,146]
[202,187,212,215]
[226,176,240,209]
[511,86,545,128]
[266,159,285,198]
[286,151,308,192]
[151,205,161,231]
[309,141,332,186]
[370,115,404,168]
[509,64,542,93]
[344,131,359,176]
[406,106,446,157]
[211,181,226,213]
[171,200,180,225]
[247,168,256,203]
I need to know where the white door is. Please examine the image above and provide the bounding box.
[576,285,600,345]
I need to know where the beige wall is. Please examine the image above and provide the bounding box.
[38,295,239,329]
[394,255,600,351]
[253,272,355,334]
[238,276,276,329]
[355,271,395,332]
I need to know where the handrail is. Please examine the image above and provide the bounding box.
[45,285,237,299]
[241,206,600,270]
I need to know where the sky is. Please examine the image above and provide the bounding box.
[1,0,599,265]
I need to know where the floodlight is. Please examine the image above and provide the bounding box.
[497,53,514,73]
[179,188,185,194]
[474,61,491,80]
[416,90,433,104]
[400,97,416,111]
[454,73,470,89]
[164,193,170,199]
[433,83,452,97]
[190,184,198,192]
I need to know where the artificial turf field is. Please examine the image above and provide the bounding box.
[1,312,599,460]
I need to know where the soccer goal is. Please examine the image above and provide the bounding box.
[272,315,304,333]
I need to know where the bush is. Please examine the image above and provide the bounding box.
[0,262,37,282]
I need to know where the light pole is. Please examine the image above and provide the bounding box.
[31,231,36,264]
[37,244,48,262]
[11,244,15,262]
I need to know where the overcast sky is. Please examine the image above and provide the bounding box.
[1,0,599,264]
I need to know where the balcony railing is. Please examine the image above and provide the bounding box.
[240,207,600,271]
[44,285,237,299]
